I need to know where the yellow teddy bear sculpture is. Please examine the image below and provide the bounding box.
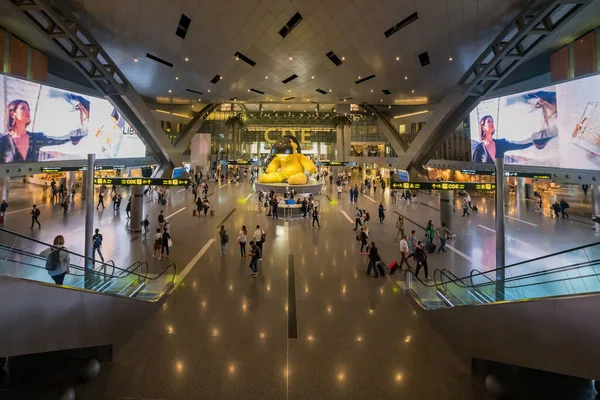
[259,135,317,185]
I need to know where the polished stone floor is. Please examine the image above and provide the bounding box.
[1,179,598,399]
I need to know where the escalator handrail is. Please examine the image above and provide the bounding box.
[0,226,136,275]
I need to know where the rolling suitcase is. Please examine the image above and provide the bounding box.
[376,261,386,276]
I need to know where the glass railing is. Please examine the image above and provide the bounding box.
[405,242,600,310]
[0,228,176,301]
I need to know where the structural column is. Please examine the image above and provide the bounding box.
[129,186,144,232]
[593,185,600,233]
[84,154,95,271]
[65,171,76,190]
[1,177,9,201]
[515,177,526,201]
[440,190,454,233]
[81,171,87,200]
[494,158,505,301]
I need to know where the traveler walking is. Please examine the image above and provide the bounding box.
[219,225,229,254]
[157,210,165,230]
[390,235,411,273]
[366,241,382,278]
[253,225,265,259]
[414,241,430,280]
[378,202,385,223]
[248,240,261,277]
[353,207,363,231]
[438,222,452,253]
[141,214,150,240]
[126,198,131,219]
[462,198,470,217]
[407,230,418,260]
[161,228,171,260]
[551,201,561,218]
[395,215,405,240]
[92,228,104,262]
[96,192,105,210]
[359,226,369,254]
[466,193,473,210]
[238,225,248,257]
[425,220,435,247]
[312,206,321,227]
[30,204,41,229]
[153,228,162,259]
[0,199,7,221]
[559,198,570,218]
[270,197,279,219]
[337,185,342,199]
[40,235,70,285]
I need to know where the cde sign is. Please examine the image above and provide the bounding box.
[264,128,313,144]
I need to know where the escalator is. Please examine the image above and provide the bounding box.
[0,228,176,359]
[402,242,600,382]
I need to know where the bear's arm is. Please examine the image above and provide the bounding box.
[298,154,317,174]
[266,157,281,173]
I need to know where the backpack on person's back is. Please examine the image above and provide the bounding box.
[45,248,61,271]
[34,208,40,217]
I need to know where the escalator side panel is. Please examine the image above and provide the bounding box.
[0,275,162,358]
[420,293,600,381]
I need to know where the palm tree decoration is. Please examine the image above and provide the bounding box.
[331,114,353,161]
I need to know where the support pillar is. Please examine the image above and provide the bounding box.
[81,171,87,200]
[440,190,454,233]
[494,158,505,301]
[84,154,95,273]
[129,186,144,232]
[515,177,526,201]
[592,185,600,233]
[65,171,76,191]
[1,177,9,202]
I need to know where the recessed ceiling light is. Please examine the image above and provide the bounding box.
[341,56,345,60]
[303,110,306,112]
[168,89,172,93]
[311,76,315,79]
[388,105,391,109]
[208,89,211,93]
[448,56,453,61]
[265,76,268,79]
[380,99,383,102]
[288,89,291,92]
[405,75,408,80]
[198,98,201,101]
[220,76,223,79]
[235,56,239,60]
[411,89,415,93]
[358,76,361,79]
[288,105,291,108]
[248,89,250,92]
[329,89,332,92]
[370,89,373,93]
[289,56,293,60]
[175,76,179,80]
[133,57,138,62]
[395,56,399,61]
[270,98,273,101]
[185,57,189,62]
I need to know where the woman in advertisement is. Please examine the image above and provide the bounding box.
[472,115,534,163]
[0,100,70,163]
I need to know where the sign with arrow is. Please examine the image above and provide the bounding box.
[93,178,190,186]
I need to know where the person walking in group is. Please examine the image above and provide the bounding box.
[30,204,41,229]
[414,241,430,280]
[157,210,165,230]
[337,185,342,199]
[438,222,452,253]
[353,207,363,231]
[559,198,570,218]
[161,228,171,260]
[0,199,8,220]
[366,241,382,278]
[359,226,369,254]
[378,202,385,223]
[390,234,411,274]
[462,198,470,217]
[92,228,104,262]
[238,225,248,257]
[425,220,435,247]
[153,228,162,259]
[141,214,150,241]
[312,206,320,227]
[97,192,105,210]
[407,230,418,260]
[253,225,265,260]
[395,215,405,241]
[466,193,473,210]
[248,240,261,277]
[40,235,70,285]
[219,225,229,254]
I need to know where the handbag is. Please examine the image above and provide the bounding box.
[168,238,173,248]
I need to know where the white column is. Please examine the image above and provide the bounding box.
[191,133,211,175]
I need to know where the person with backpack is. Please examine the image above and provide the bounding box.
[97,192,105,210]
[407,230,418,261]
[366,241,383,278]
[363,210,370,226]
[560,198,570,218]
[141,214,150,240]
[30,204,41,229]
[92,228,104,262]
[157,210,165,230]
[219,225,229,254]
[202,197,211,216]
[359,226,369,254]
[312,206,320,227]
[248,240,261,277]
[40,235,70,285]
[551,201,561,218]
[462,198,470,217]
[378,203,385,223]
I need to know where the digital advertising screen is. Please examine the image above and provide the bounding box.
[469,74,600,170]
[0,74,146,164]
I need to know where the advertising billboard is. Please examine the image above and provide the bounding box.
[469,74,600,170]
[0,74,146,164]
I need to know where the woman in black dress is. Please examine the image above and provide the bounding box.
[472,115,534,164]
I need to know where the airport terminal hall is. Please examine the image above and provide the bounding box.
[3,0,600,399]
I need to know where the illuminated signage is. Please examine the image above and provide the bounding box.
[263,128,315,144]
[459,169,551,179]
[220,160,260,166]
[93,178,190,186]
[391,181,496,191]
[41,165,126,173]
[316,161,357,167]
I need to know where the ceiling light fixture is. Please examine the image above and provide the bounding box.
[388,105,391,109]
[133,57,138,62]
[370,89,373,93]
[329,89,332,92]
[288,89,291,92]
[235,56,239,60]
[168,89,172,93]
[341,56,345,60]
[208,89,211,93]
[358,76,361,79]
[311,76,315,79]
[220,76,223,79]
[396,56,399,61]
[265,76,268,79]
[411,89,415,93]
[198,98,201,101]
[405,75,408,80]
[175,76,179,80]
[289,56,293,60]
[380,99,383,102]
[449,56,453,61]
[184,57,189,62]
[393,110,430,119]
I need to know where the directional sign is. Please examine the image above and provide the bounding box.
[391,181,497,191]
[220,160,260,165]
[93,177,190,186]
[316,161,357,167]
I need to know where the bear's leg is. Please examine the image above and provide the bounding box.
[259,172,286,183]
[287,172,308,185]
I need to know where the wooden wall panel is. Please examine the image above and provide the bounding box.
[31,49,47,82]
[573,31,596,78]
[550,46,569,82]
[0,29,5,73]
[8,37,27,78]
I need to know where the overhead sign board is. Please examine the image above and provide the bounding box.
[316,161,357,167]
[41,165,126,173]
[220,160,260,166]
[93,178,190,186]
[459,169,551,179]
[391,181,497,191]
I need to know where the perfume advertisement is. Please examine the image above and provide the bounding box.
[469,74,600,170]
[0,74,146,164]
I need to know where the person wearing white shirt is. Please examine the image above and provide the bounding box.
[466,193,473,210]
[337,185,342,199]
[390,235,411,274]
[253,225,264,260]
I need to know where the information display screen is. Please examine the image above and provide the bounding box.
[0,74,146,164]
[94,177,189,186]
[391,181,496,191]
[220,160,260,165]
[316,161,357,166]
[469,74,600,170]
